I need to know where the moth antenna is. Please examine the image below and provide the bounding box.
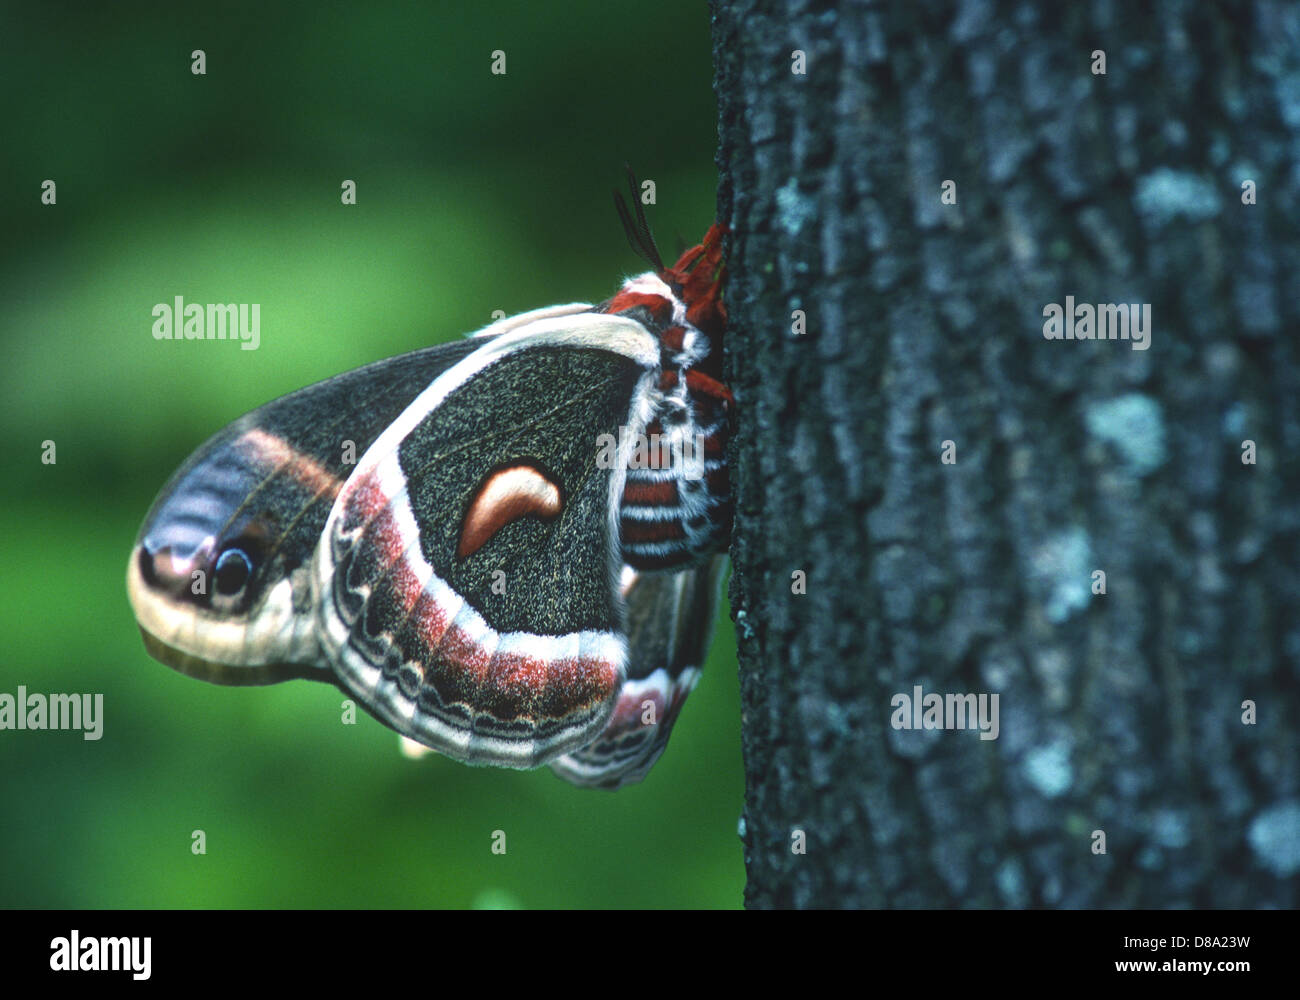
[626,165,665,271]
[613,190,646,262]
[613,164,665,272]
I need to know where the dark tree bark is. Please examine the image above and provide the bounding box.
[713,0,1300,908]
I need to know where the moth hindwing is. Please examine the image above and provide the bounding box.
[128,222,730,788]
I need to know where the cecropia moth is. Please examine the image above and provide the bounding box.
[127,180,730,789]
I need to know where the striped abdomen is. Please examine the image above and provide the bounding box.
[619,392,730,569]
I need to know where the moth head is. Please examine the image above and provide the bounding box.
[659,222,727,341]
[612,169,727,344]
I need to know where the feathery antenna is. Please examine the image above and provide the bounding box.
[613,164,664,272]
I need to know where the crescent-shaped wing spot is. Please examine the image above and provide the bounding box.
[457,464,563,559]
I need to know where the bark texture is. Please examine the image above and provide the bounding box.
[713,0,1300,908]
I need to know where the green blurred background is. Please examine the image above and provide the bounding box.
[0,1,742,908]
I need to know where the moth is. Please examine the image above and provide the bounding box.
[126,181,731,789]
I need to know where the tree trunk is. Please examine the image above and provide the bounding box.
[713,0,1300,908]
